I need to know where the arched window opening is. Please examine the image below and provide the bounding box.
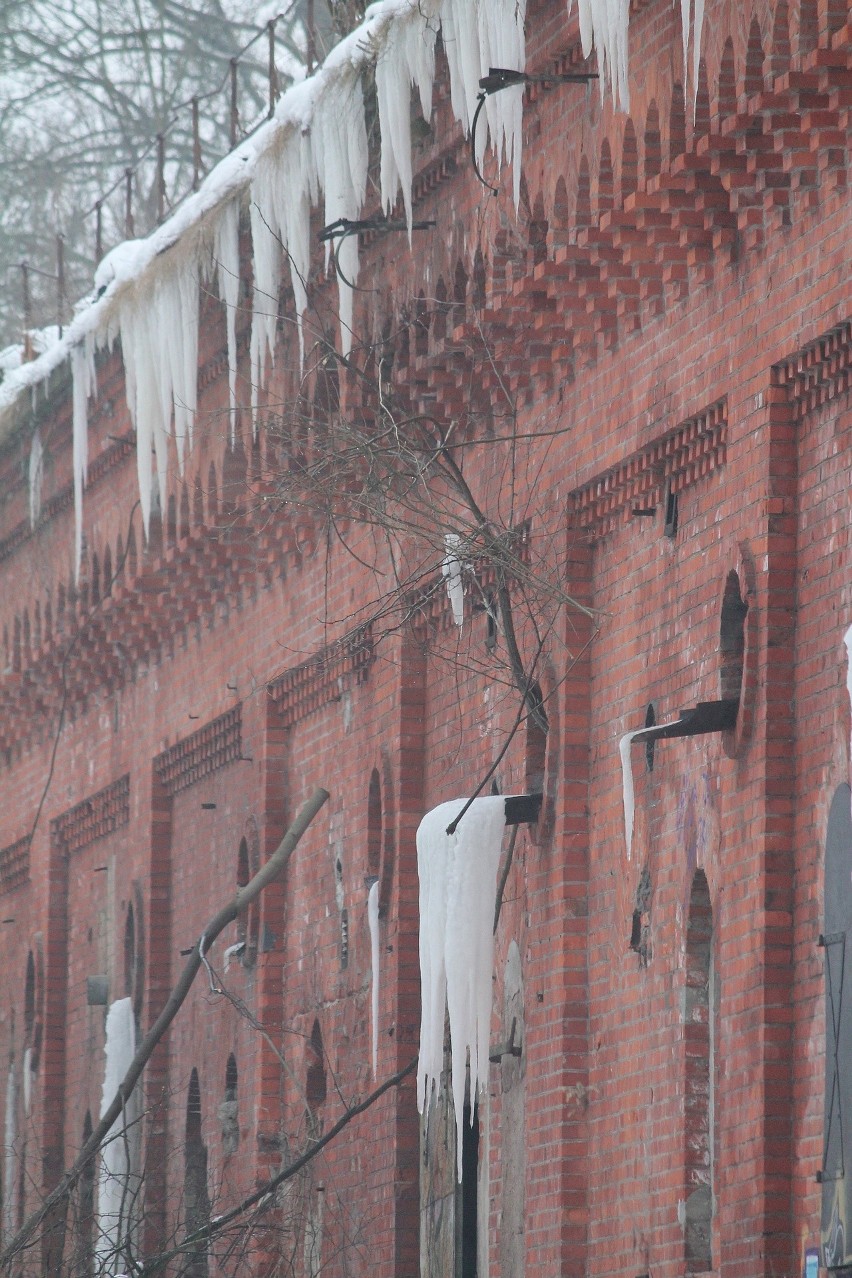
[670,82,686,161]
[525,683,548,794]
[124,906,135,1000]
[745,18,765,96]
[644,102,661,180]
[236,836,250,955]
[576,156,591,229]
[717,39,736,123]
[720,571,748,703]
[184,1069,210,1278]
[433,277,449,342]
[694,61,711,138]
[102,545,112,596]
[684,870,713,1273]
[367,769,382,881]
[597,141,614,214]
[24,952,35,1042]
[220,1054,239,1157]
[621,120,638,203]
[472,248,487,310]
[529,193,548,264]
[306,1020,327,1123]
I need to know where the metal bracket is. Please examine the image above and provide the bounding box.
[504,793,543,825]
[628,699,739,745]
[489,1015,522,1062]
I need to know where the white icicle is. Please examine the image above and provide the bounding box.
[3,1065,17,1237]
[375,3,438,233]
[368,878,380,1078]
[22,1046,32,1116]
[28,429,44,529]
[214,199,241,445]
[442,0,527,207]
[619,715,682,858]
[442,533,465,628]
[417,795,505,1180]
[692,0,706,116]
[571,0,630,111]
[312,72,368,357]
[619,729,637,862]
[96,998,139,1267]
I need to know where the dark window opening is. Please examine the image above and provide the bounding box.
[720,571,748,702]
[221,1054,239,1157]
[644,703,656,772]
[456,1101,479,1278]
[664,482,678,538]
[525,682,548,794]
[184,1069,210,1278]
[306,1020,327,1128]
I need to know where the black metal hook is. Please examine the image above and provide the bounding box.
[318,216,436,291]
[471,66,599,195]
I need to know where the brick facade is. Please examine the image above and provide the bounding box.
[0,0,850,1275]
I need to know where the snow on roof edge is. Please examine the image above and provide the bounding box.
[0,0,426,441]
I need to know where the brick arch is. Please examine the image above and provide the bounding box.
[179,484,190,540]
[166,494,177,547]
[207,462,218,524]
[414,292,429,356]
[797,0,818,57]
[127,525,138,579]
[453,257,468,306]
[745,16,765,96]
[644,101,662,179]
[91,552,101,605]
[184,1068,210,1277]
[597,140,614,215]
[102,543,112,596]
[433,276,448,341]
[22,609,31,664]
[553,175,570,241]
[694,59,710,137]
[717,37,736,123]
[13,615,21,673]
[670,81,687,161]
[472,247,486,309]
[576,155,592,228]
[32,600,41,650]
[529,191,548,264]
[193,476,204,528]
[770,0,791,77]
[43,594,52,644]
[620,119,638,203]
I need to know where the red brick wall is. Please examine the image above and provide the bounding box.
[0,0,849,1274]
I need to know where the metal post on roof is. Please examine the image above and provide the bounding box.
[267,19,279,118]
[21,262,32,361]
[94,201,103,264]
[124,168,134,238]
[192,98,202,191]
[56,234,65,339]
[156,133,166,222]
[230,58,239,146]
